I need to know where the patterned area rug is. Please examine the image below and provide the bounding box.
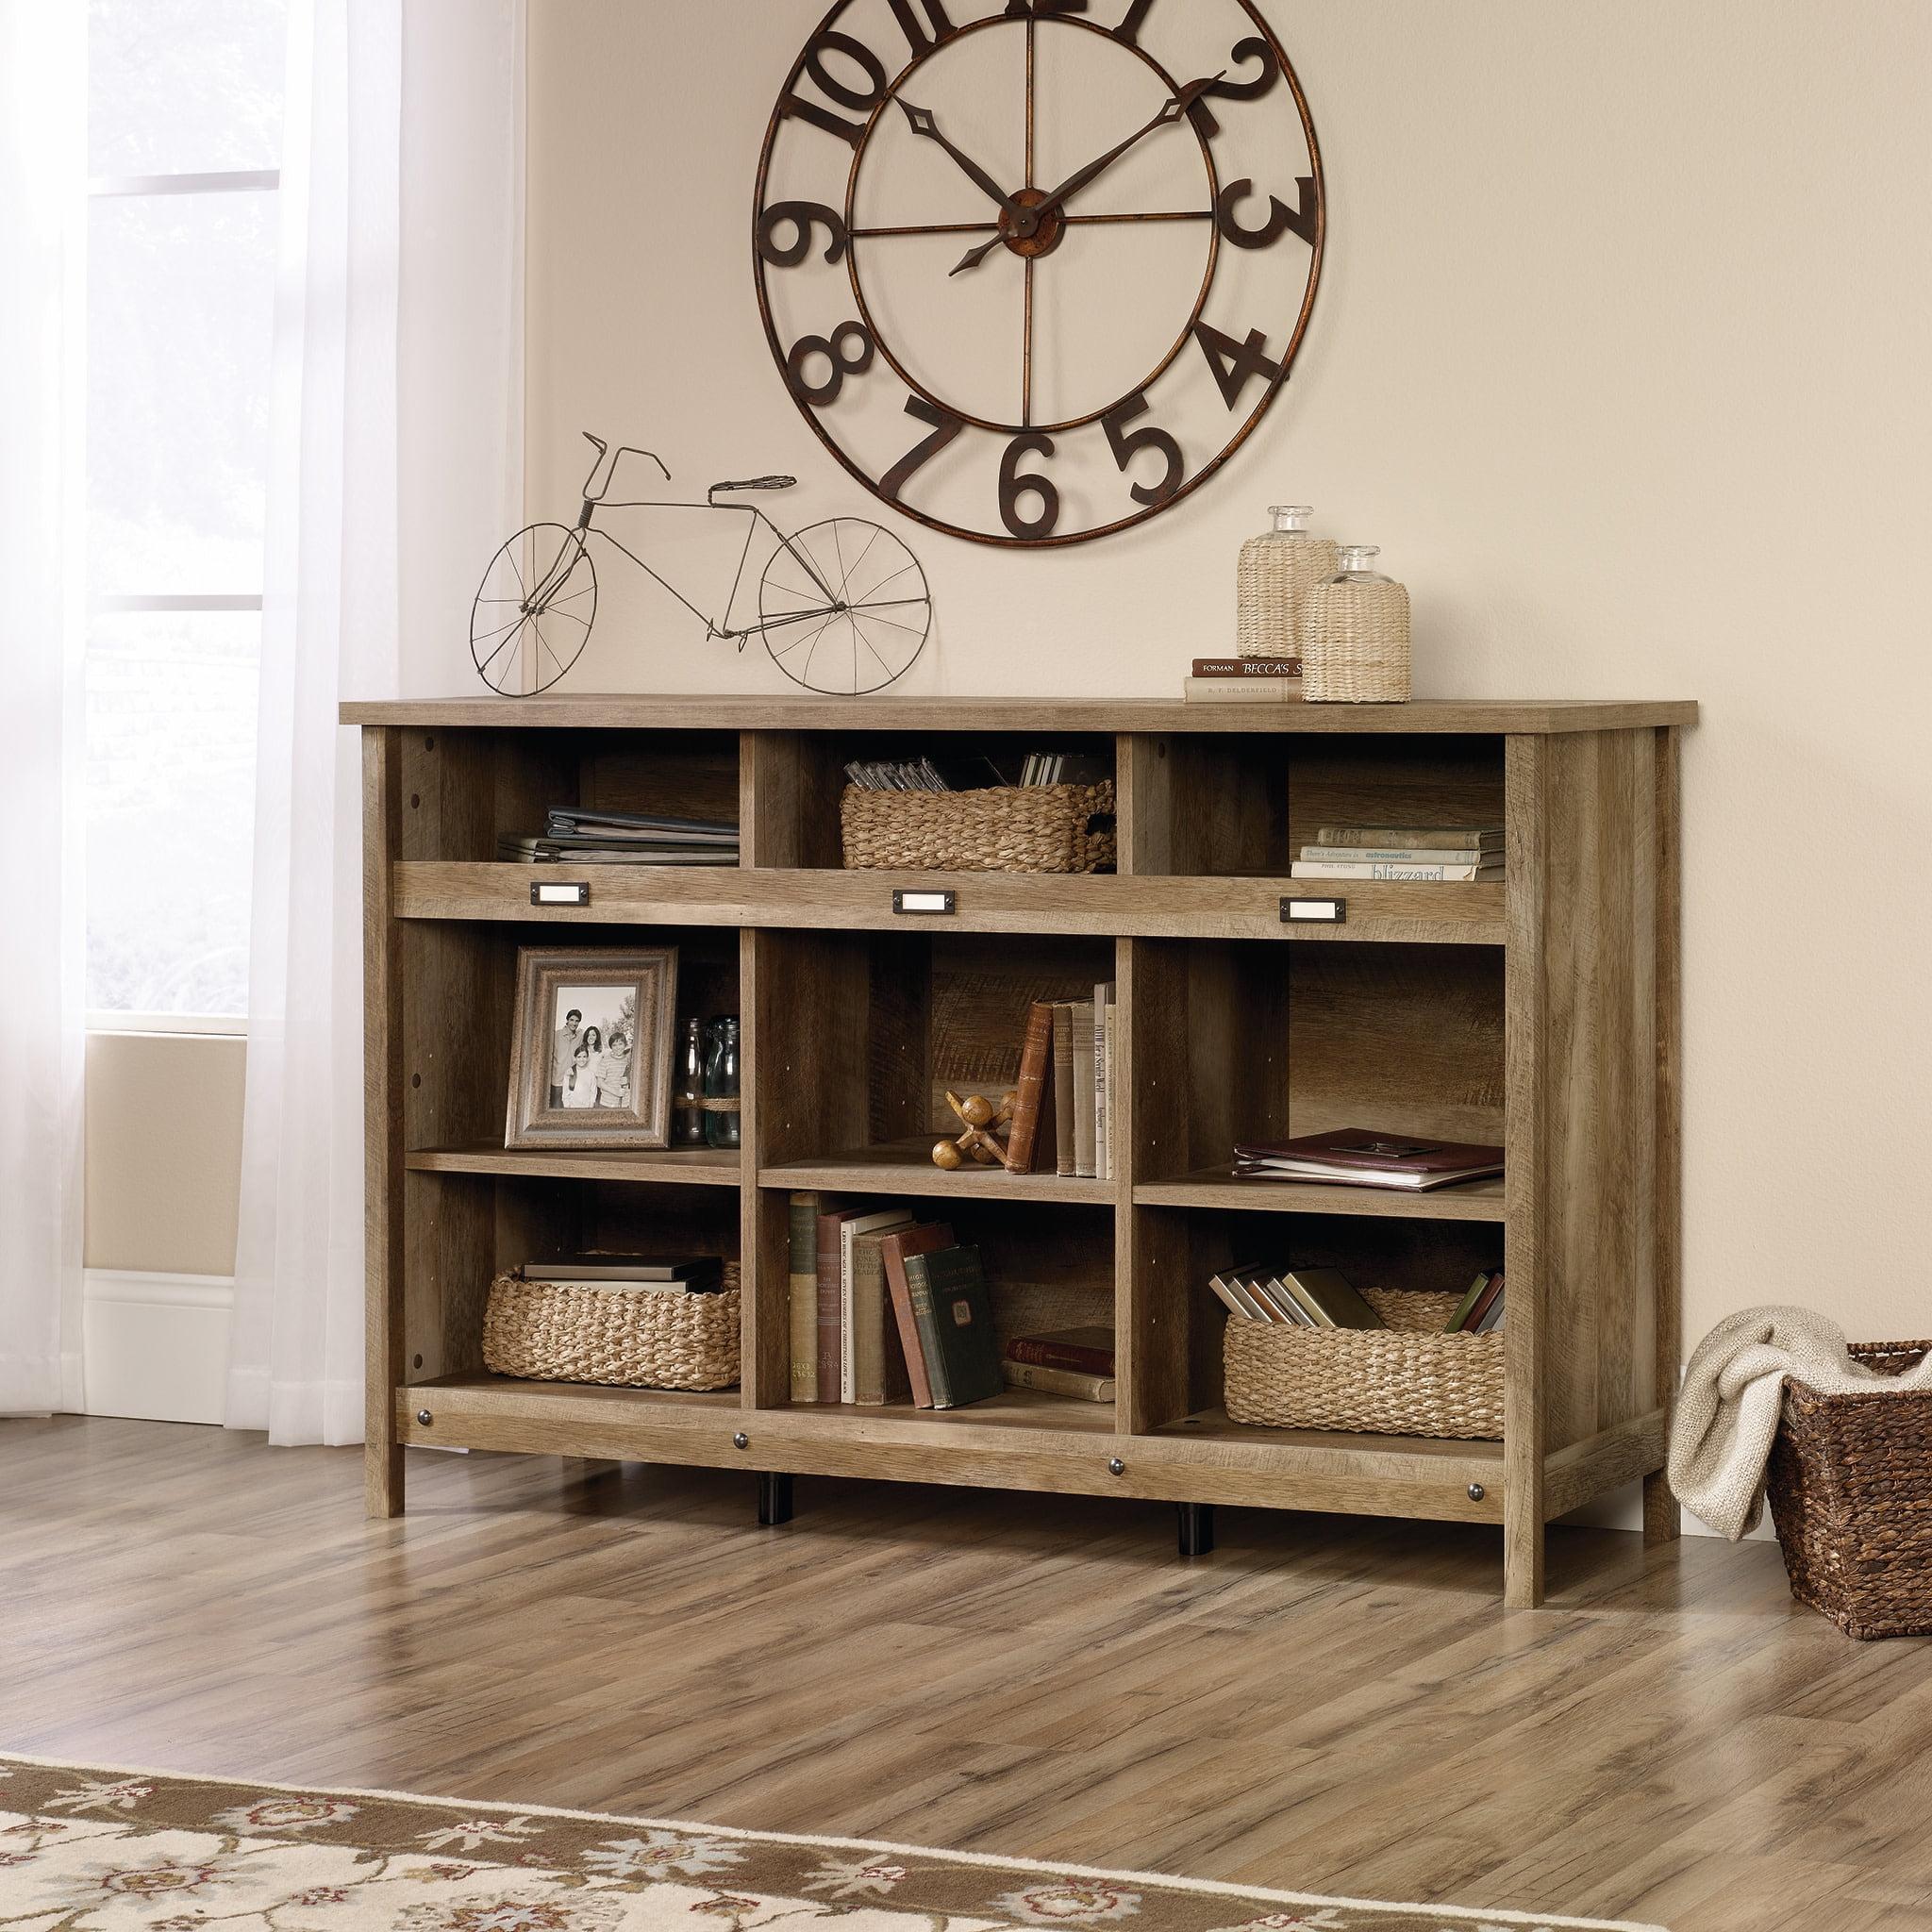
[0,1756,1665,1932]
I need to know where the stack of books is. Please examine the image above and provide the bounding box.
[498,808,740,866]
[1289,824,1503,883]
[1232,1127,1504,1191]
[841,752,1109,791]
[1446,1269,1507,1334]
[515,1253,726,1292]
[1002,1324,1115,1401]
[1183,656,1305,703]
[1007,988,1116,1180]
[1208,1264,1507,1336]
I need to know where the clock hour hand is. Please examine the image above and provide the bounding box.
[896,98,1020,218]
[950,72,1224,276]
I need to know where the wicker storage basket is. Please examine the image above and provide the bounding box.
[1223,1287,1504,1439]
[482,1262,741,1391]
[1766,1341,1932,1640]
[841,782,1115,874]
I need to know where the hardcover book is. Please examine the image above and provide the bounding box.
[1003,1360,1116,1402]
[880,1223,955,1408]
[901,1243,1003,1409]
[1290,860,1502,882]
[848,1222,917,1405]
[1182,676,1305,704]
[840,1208,915,1402]
[1005,1324,1116,1375]
[788,1191,821,1402]
[1275,1268,1386,1331]
[1233,1127,1505,1191]
[1191,657,1303,677]
[1313,825,1502,850]
[1072,999,1097,1178]
[1006,1001,1058,1174]
[1051,1003,1077,1177]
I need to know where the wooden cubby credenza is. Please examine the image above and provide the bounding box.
[347,692,1695,1607]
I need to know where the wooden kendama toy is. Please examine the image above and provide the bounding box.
[931,1089,1017,1172]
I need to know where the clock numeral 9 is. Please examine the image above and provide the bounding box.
[1214,176,1318,252]
[786,322,875,407]
[880,396,967,503]
[1101,393,1184,508]
[758,200,850,268]
[999,433,1060,541]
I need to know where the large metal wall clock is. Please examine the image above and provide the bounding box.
[754,0,1324,548]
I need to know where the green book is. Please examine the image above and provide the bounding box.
[1444,1270,1492,1334]
[1276,1267,1386,1331]
[901,1243,1004,1409]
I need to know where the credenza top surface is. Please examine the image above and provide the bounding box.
[341,693,1697,735]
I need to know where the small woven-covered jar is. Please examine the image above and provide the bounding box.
[1301,544,1411,703]
[1236,505,1338,660]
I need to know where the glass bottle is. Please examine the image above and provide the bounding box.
[703,1015,741,1151]
[1301,544,1412,704]
[1236,505,1339,662]
[672,1017,708,1146]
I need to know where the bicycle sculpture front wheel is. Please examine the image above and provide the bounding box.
[471,523,598,696]
[758,519,930,695]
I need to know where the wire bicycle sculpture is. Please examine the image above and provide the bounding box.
[472,433,933,697]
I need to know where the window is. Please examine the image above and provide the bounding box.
[85,0,288,1025]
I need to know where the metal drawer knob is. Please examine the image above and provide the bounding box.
[416,1409,433,1426]
[1108,1457,1125,1476]
[1467,1482,1485,1502]
[733,1432,750,1451]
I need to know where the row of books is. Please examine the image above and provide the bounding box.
[499,807,740,867]
[1233,1127,1503,1192]
[1008,987,1116,1179]
[513,1253,725,1292]
[786,1195,1118,1407]
[842,751,1110,791]
[1289,824,1502,884]
[1209,1264,1507,1334]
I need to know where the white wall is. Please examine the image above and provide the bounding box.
[465,0,1932,1356]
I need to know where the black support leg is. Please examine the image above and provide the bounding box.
[758,1473,794,1526]
[1177,1501,1215,1557]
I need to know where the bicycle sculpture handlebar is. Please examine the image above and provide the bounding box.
[579,430,671,503]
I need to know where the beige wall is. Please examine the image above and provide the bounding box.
[85,1032,244,1277]
[492,1,1932,1352]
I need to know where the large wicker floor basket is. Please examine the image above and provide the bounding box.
[1766,1341,1932,1640]
[483,1263,741,1391]
[841,782,1115,874]
[1224,1287,1504,1440]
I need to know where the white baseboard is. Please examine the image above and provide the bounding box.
[1557,1478,1775,1541]
[82,1269,233,1425]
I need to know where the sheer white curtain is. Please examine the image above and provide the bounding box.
[227,0,525,1444]
[0,2,87,1417]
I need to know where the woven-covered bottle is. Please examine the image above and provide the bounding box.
[1301,544,1411,703]
[1236,505,1337,660]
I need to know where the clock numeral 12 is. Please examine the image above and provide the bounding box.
[999,434,1059,541]
[785,322,875,406]
[879,396,966,502]
[1101,392,1184,507]
[1193,322,1285,410]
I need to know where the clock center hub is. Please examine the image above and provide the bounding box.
[1000,187,1066,260]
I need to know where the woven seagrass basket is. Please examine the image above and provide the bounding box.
[841,782,1115,874]
[1223,1287,1504,1440]
[482,1262,741,1391]
[1766,1341,1932,1640]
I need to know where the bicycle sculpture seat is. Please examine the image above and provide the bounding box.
[471,432,933,697]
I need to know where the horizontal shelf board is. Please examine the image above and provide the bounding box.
[404,1143,741,1186]
[787,1388,1118,1433]
[345,693,1699,736]
[408,1371,741,1410]
[391,862,1505,944]
[1134,1169,1507,1221]
[761,1141,1115,1204]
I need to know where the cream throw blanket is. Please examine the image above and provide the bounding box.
[1668,1306,1932,1540]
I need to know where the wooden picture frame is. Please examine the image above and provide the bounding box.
[505,946,678,1150]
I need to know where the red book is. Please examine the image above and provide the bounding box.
[1005,1324,1116,1376]
[1005,1002,1058,1174]
[1191,657,1302,677]
[881,1224,955,1407]
[1232,1127,1504,1191]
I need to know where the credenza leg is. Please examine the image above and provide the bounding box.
[758,1473,794,1527]
[1177,1501,1215,1557]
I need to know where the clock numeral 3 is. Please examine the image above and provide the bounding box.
[781,29,889,149]
[880,396,967,503]
[1214,175,1318,251]
[758,200,850,267]
[1102,393,1184,508]
[1193,322,1285,410]
[999,434,1060,541]
[786,322,875,407]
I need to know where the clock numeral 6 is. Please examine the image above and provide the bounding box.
[1214,175,1318,252]
[786,322,874,407]
[758,200,850,268]
[1102,393,1183,508]
[999,433,1059,541]
[1193,321,1285,410]
[880,396,967,503]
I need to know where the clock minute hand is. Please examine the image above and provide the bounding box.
[897,99,1021,218]
[950,72,1224,276]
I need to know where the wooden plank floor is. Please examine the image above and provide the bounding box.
[4,1416,1930,1932]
